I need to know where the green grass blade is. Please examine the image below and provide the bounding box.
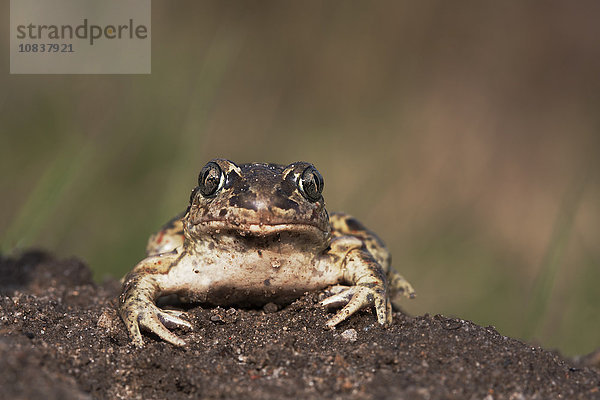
[522,175,587,340]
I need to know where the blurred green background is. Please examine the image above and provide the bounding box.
[1,1,599,356]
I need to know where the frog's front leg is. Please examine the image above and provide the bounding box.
[320,237,392,328]
[119,251,192,347]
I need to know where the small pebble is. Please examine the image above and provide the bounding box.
[263,302,278,313]
[341,329,357,342]
[210,315,225,324]
[96,309,121,337]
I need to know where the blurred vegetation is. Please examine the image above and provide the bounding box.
[1,1,599,356]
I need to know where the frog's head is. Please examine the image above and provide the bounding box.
[185,159,330,242]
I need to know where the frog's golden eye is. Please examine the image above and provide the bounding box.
[298,166,324,202]
[198,162,224,198]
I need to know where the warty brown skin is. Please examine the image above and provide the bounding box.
[119,159,415,347]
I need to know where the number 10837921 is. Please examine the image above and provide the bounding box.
[18,43,74,53]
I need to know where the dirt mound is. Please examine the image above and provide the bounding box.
[0,252,598,399]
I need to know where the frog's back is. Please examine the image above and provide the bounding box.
[329,212,391,271]
[146,212,185,256]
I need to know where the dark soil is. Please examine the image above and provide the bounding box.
[1,251,599,400]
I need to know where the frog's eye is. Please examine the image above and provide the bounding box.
[198,162,225,198]
[298,166,324,202]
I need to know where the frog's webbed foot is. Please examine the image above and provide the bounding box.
[125,304,191,348]
[120,269,191,348]
[321,283,392,328]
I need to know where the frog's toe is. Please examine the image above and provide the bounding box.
[124,316,145,348]
[400,283,416,299]
[137,307,188,347]
[375,293,392,326]
[386,295,392,324]
[321,284,351,297]
[157,309,193,330]
[320,286,355,308]
[388,270,416,299]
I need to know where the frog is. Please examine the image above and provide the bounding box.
[119,159,415,347]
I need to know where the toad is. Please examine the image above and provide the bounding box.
[119,159,415,347]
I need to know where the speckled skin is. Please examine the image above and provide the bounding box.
[119,159,415,347]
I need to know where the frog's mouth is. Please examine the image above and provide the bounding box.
[190,220,330,238]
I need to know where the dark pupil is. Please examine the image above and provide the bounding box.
[305,175,317,196]
[199,165,221,196]
[302,167,322,201]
